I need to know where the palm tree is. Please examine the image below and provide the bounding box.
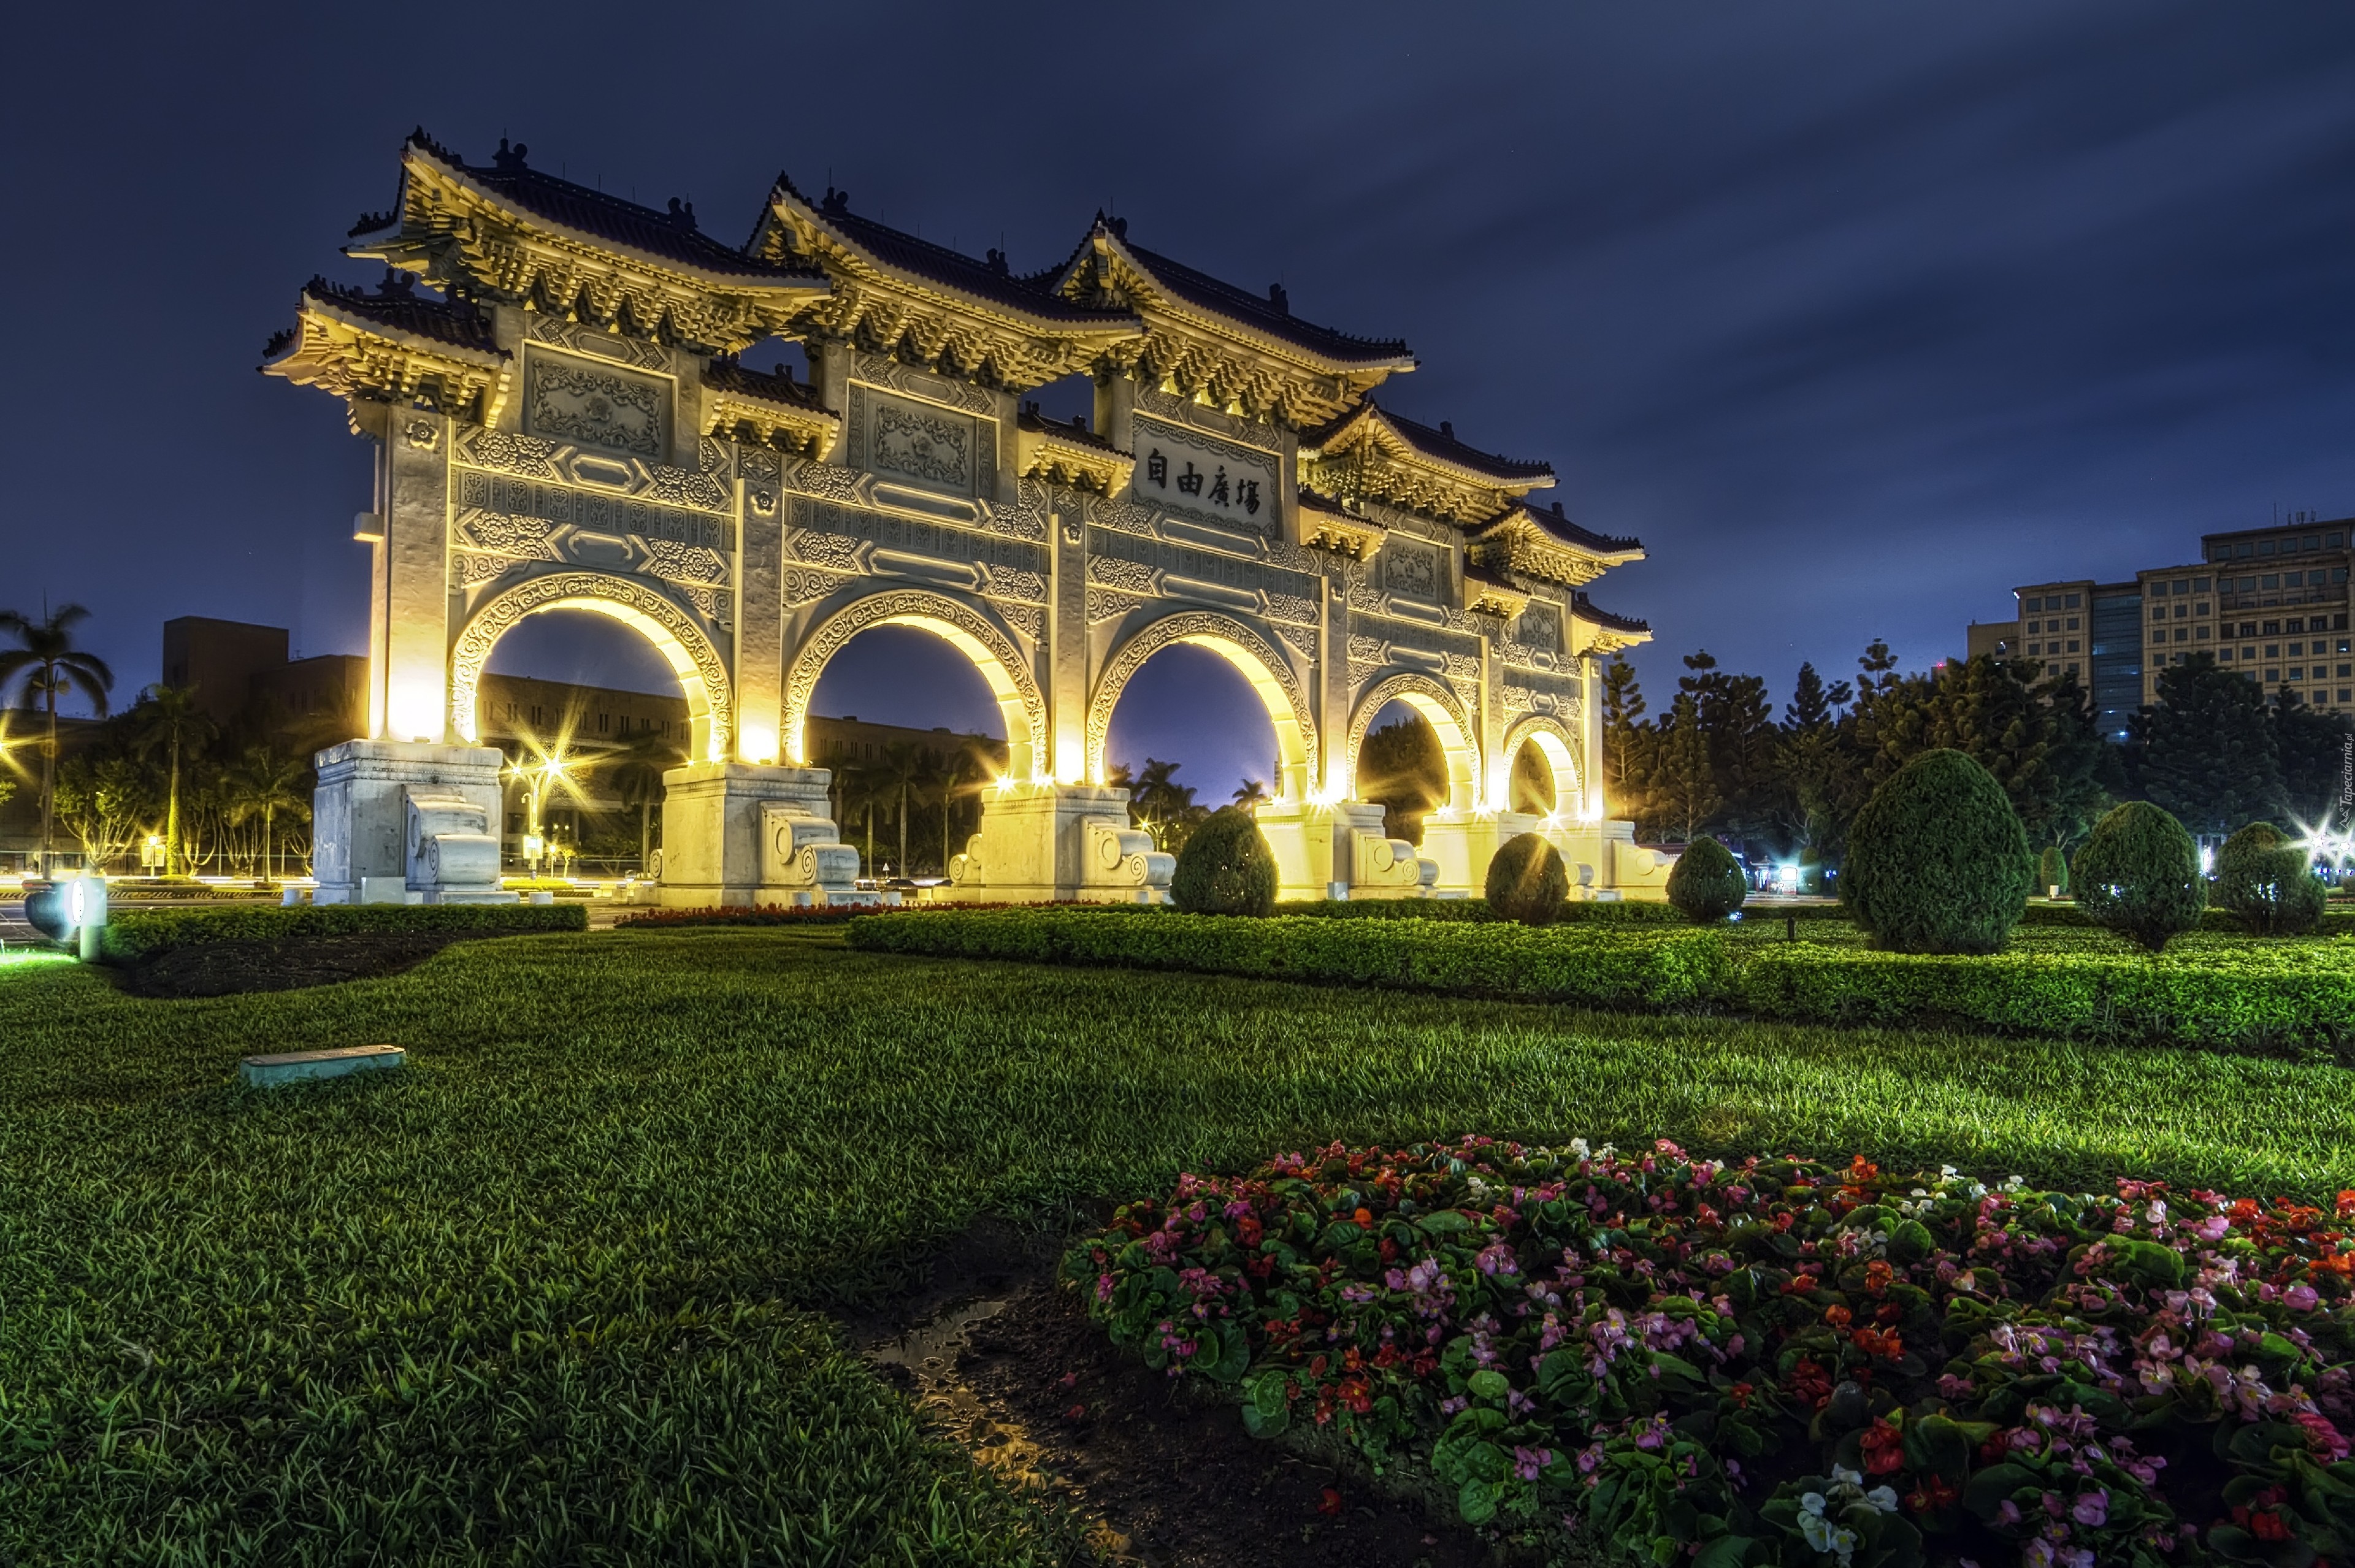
[875,741,930,877]
[127,684,218,876]
[225,744,310,884]
[1233,776,1271,808]
[1130,757,1197,851]
[929,746,984,873]
[0,603,115,875]
[833,757,886,874]
[605,730,683,872]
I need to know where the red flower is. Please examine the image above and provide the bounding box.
[1318,1487,1343,1516]
[1731,1382,1755,1408]
[1236,1215,1263,1245]
[1860,1418,1904,1476]
[1353,1207,1374,1227]
[1904,1475,1959,1513]
[2338,1190,2355,1221]
[1786,1358,1834,1409]
[1864,1261,1894,1295]
[1825,1304,1853,1328]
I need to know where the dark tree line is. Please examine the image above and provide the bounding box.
[1605,643,2352,863]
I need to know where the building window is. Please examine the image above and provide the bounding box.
[2067,662,2080,675]
[2194,602,2208,616]
[2067,616,2080,630]
[2262,575,2280,589]
[2342,689,2351,703]
[2267,668,2280,682]
[2068,640,2081,652]
[2023,596,2041,611]
[2264,621,2281,635]
[2065,593,2081,608]
[2194,577,2210,592]
[2261,541,2276,556]
[2305,537,2321,551]
[2266,644,2281,657]
[2243,646,2257,659]
[2195,627,2210,640]
[2151,606,2167,623]
[2221,648,2234,661]
[2291,667,2305,681]
[2026,619,2040,633]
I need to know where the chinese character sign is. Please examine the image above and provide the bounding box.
[1131,416,1281,535]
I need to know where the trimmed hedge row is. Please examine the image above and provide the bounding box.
[848,908,1730,1009]
[100,901,588,964]
[849,906,2355,1058]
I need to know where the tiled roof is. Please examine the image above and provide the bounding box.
[703,356,824,411]
[396,131,824,284]
[1016,406,1122,454]
[1119,236,1412,366]
[1574,592,1650,635]
[1374,405,1553,483]
[773,175,1125,324]
[1463,562,1525,595]
[296,274,500,354]
[1523,501,1641,556]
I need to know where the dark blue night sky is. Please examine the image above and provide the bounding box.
[5,3,2351,792]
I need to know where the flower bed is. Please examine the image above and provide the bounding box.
[1070,1140,2355,1566]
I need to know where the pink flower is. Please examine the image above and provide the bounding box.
[2071,1490,2108,1527]
[2192,1215,2231,1242]
[1095,1272,1115,1304]
[2296,1411,2351,1461]
[1514,1445,1553,1480]
[2285,1283,2321,1312]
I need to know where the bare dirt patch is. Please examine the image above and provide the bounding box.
[851,1218,1489,1567]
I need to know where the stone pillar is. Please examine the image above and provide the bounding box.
[735,461,785,765]
[1254,800,1338,901]
[379,410,453,742]
[658,761,844,908]
[1049,488,1089,783]
[312,740,506,905]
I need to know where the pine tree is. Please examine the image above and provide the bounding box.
[1653,691,1720,843]
[2134,656,2280,835]
[1785,662,1832,731]
[2272,686,2353,827]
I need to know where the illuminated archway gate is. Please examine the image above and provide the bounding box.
[270,132,1660,905]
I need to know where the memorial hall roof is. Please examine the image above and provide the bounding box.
[702,356,825,411]
[754,176,1135,327]
[353,131,829,289]
[1515,499,1642,557]
[277,274,503,359]
[1308,402,1554,485]
[1574,592,1651,636]
[1047,218,1416,372]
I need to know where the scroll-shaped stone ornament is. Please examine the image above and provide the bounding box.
[760,803,862,893]
[405,792,502,895]
[1086,818,1174,891]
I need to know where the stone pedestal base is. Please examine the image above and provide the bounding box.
[659,762,863,908]
[947,784,1171,903]
[312,740,513,906]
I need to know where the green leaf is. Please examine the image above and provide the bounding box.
[1468,1368,1509,1402]
[1692,1534,1756,1568]
[1902,1412,1971,1479]
[1239,1399,1288,1438]
[1886,1219,1934,1264]
[1457,1476,1501,1526]
[1963,1463,2036,1521]
[1417,1209,1472,1235]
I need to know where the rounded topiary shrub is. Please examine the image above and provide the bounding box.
[2215,821,2324,937]
[2072,801,2206,952]
[2038,845,2070,897]
[1170,806,1279,916]
[1841,749,2034,954]
[1484,833,1569,926]
[1665,835,1746,924]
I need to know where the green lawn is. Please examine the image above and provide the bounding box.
[3,927,2351,1564]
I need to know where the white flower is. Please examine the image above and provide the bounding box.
[1831,1466,1864,1488]
[1799,1511,1858,1564]
[1864,1486,1899,1514]
[2002,1176,2027,1193]
[1800,1491,1828,1517]
[1568,1138,1591,1160]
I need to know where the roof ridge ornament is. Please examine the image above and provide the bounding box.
[492,137,530,172]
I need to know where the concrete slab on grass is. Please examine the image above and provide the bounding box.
[240,1044,406,1087]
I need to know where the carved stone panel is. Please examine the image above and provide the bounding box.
[1383,537,1440,600]
[523,349,669,460]
[1130,414,1280,536]
[846,383,994,500]
[1517,600,1563,654]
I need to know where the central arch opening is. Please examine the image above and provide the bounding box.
[1101,642,1281,852]
[465,603,710,876]
[806,623,1009,878]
